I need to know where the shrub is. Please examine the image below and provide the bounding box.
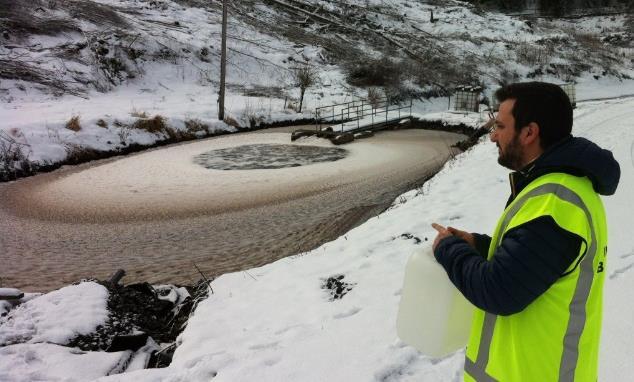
[515,41,548,66]
[63,143,102,164]
[117,125,131,143]
[0,130,32,180]
[367,87,383,108]
[346,57,403,87]
[66,115,81,131]
[132,115,167,134]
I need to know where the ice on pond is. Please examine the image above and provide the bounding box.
[193,144,348,170]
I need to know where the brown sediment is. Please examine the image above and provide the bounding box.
[0,128,464,292]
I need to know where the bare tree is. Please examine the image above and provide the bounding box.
[293,65,316,113]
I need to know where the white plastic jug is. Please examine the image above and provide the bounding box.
[396,246,474,357]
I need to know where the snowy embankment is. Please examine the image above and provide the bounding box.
[92,97,630,381]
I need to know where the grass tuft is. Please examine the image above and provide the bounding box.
[65,115,81,132]
[131,115,167,134]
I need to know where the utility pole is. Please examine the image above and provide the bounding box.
[218,0,228,121]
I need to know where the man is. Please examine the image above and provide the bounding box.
[431,82,620,381]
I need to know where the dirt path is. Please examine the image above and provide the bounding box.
[0,127,463,292]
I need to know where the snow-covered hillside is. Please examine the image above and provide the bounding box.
[1,0,633,178]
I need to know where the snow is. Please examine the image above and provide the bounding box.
[0,343,128,382]
[0,282,109,347]
[90,95,634,381]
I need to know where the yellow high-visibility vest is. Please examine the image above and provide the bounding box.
[465,172,608,382]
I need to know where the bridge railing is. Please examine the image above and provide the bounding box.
[315,97,412,133]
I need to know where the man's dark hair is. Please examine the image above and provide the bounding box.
[495,82,573,150]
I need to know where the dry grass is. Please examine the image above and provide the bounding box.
[96,119,108,128]
[164,127,195,141]
[185,119,209,134]
[131,115,167,134]
[130,109,149,118]
[66,115,82,132]
[223,116,241,128]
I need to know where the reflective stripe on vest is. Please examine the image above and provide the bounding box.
[466,182,600,381]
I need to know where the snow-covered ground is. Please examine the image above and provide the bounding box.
[1,94,631,381]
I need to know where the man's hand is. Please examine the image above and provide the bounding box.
[431,223,453,251]
[446,227,476,248]
[432,224,476,252]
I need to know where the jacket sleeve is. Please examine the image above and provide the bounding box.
[471,233,492,258]
[434,216,582,316]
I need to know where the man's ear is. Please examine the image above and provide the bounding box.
[522,122,540,146]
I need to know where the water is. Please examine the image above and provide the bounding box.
[0,128,464,292]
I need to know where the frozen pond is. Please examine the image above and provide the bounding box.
[0,127,464,292]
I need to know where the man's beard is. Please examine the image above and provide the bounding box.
[497,134,524,170]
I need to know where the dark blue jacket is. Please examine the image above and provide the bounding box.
[434,136,620,316]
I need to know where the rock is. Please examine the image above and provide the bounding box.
[353,130,374,139]
[291,129,314,141]
[322,275,355,301]
[0,288,24,301]
[107,333,149,352]
[330,133,353,145]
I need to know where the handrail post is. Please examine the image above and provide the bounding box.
[341,108,344,133]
